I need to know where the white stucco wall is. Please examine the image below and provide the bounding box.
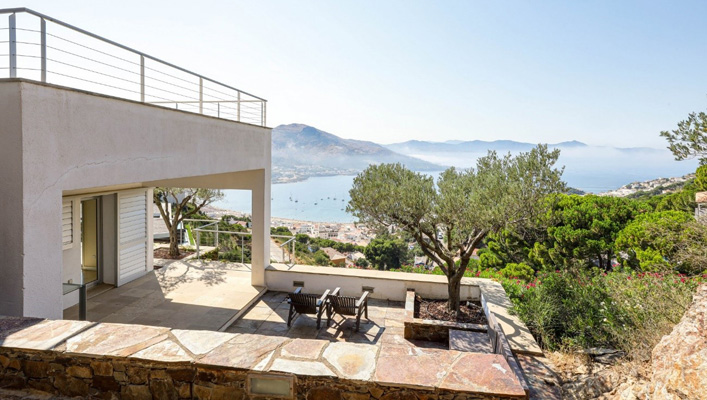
[265,264,482,301]
[0,79,271,319]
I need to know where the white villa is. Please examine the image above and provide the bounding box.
[0,8,271,320]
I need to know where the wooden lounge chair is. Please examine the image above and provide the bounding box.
[328,287,369,332]
[287,287,330,329]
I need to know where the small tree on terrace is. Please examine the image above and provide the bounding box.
[154,188,224,257]
[347,145,565,312]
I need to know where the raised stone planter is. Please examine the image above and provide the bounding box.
[403,289,487,342]
[403,289,531,397]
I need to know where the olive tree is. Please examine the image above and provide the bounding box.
[347,145,565,311]
[154,188,224,257]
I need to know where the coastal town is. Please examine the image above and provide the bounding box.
[202,205,375,247]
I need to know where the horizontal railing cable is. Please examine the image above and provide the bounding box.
[0,8,267,126]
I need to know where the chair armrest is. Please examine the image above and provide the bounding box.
[317,289,331,306]
[287,287,303,304]
[356,291,370,308]
[331,287,341,297]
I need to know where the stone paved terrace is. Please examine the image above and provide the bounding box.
[226,291,406,345]
[266,263,542,355]
[0,316,528,399]
[63,260,263,331]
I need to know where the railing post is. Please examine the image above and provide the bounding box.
[215,229,219,248]
[78,284,87,321]
[262,101,268,126]
[40,18,46,82]
[196,230,201,258]
[140,55,145,102]
[217,102,220,118]
[262,101,266,126]
[241,237,244,263]
[237,91,241,122]
[8,13,16,78]
[199,77,203,114]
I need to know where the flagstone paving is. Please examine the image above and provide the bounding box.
[226,291,403,343]
[4,275,538,398]
[1,311,528,398]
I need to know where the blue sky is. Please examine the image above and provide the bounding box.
[11,1,707,147]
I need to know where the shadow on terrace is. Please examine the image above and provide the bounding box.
[63,258,415,347]
[63,259,263,331]
[224,291,418,347]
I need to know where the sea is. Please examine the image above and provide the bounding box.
[214,147,700,223]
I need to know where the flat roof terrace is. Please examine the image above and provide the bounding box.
[0,8,267,126]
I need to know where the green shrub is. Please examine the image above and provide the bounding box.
[500,268,701,356]
[499,262,535,282]
[503,269,617,350]
[603,271,699,359]
[202,249,219,260]
[615,210,692,272]
[313,250,330,266]
[354,258,369,268]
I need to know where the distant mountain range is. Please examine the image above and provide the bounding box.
[270,124,688,191]
[272,124,441,183]
[383,139,668,158]
[383,139,588,154]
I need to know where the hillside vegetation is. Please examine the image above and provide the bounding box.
[386,165,707,360]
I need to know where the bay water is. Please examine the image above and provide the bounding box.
[215,147,700,223]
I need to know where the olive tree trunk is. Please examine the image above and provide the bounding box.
[169,224,180,257]
[447,273,463,312]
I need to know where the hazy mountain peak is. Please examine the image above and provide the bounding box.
[271,124,441,182]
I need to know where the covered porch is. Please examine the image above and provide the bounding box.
[63,259,263,331]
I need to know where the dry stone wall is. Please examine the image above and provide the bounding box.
[0,348,526,399]
[0,316,528,399]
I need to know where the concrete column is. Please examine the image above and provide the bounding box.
[0,82,25,317]
[250,169,271,287]
[146,188,154,275]
[22,193,63,319]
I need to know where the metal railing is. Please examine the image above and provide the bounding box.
[186,219,296,266]
[273,235,297,267]
[0,8,267,126]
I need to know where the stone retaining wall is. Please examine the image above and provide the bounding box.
[0,348,525,399]
[0,316,528,399]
